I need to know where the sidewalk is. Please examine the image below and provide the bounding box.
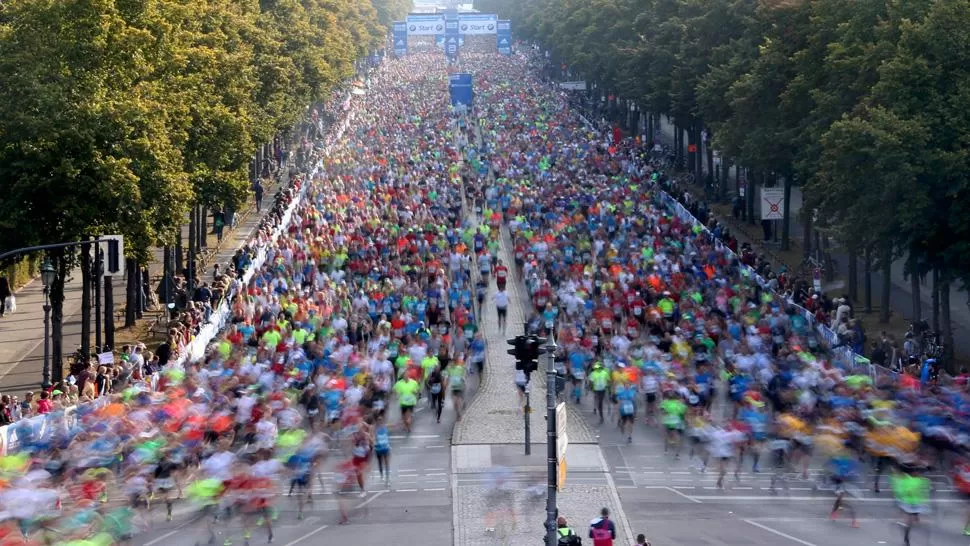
[0,163,292,396]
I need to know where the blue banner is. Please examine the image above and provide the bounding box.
[449,73,473,107]
[496,20,512,55]
[445,19,460,60]
[392,21,407,57]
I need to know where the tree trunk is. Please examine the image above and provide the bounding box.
[674,123,682,170]
[136,267,146,320]
[695,126,704,182]
[187,204,197,295]
[162,245,173,308]
[932,266,940,334]
[780,175,792,251]
[822,236,835,283]
[941,277,954,371]
[647,113,655,144]
[104,275,114,351]
[909,252,921,323]
[847,246,858,303]
[80,240,91,363]
[735,164,741,199]
[125,258,137,327]
[706,135,715,188]
[175,228,183,276]
[864,247,873,314]
[802,208,812,260]
[199,206,208,250]
[880,248,892,324]
[51,249,68,388]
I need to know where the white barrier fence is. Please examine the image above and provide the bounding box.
[0,94,361,456]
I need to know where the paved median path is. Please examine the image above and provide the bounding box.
[450,83,632,543]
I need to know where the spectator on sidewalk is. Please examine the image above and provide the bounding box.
[254,180,264,212]
[0,276,10,318]
[589,507,617,545]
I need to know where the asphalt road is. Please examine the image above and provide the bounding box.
[571,386,970,546]
[132,366,481,546]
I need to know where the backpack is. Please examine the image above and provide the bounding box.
[558,531,582,546]
[591,525,613,546]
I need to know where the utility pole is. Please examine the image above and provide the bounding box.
[524,382,531,455]
[93,238,102,352]
[545,335,559,546]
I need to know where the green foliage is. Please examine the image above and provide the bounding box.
[497,0,970,290]
[0,0,387,264]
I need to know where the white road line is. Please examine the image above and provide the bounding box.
[790,487,811,491]
[397,489,418,492]
[427,445,445,448]
[356,490,387,509]
[426,467,446,471]
[283,525,329,546]
[424,488,446,491]
[690,495,968,503]
[426,472,448,476]
[673,486,695,490]
[617,486,637,489]
[398,469,418,472]
[144,529,182,546]
[398,474,420,478]
[663,486,702,503]
[743,519,817,546]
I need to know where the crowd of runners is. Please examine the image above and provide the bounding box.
[0,43,968,546]
[463,52,970,544]
[0,52,495,546]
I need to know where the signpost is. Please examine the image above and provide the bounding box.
[556,401,568,490]
[761,187,785,220]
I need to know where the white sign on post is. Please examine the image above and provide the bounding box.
[556,402,568,460]
[761,187,785,220]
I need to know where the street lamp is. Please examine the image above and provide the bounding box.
[40,257,55,390]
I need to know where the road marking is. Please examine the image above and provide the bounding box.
[426,472,448,476]
[743,519,817,546]
[356,490,387,509]
[617,485,637,489]
[688,495,968,503]
[398,469,418,472]
[662,486,702,503]
[673,486,695,490]
[144,529,182,546]
[397,489,418,492]
[282,524,329,546]
[424,488,446,491]
[426,467,446,471]
[427,445,445,448]
[398,474,420,478]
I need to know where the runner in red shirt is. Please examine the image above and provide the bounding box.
[494,259,509,291]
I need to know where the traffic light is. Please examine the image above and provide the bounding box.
[508,335,528,370]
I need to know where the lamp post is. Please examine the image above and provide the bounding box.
[40,257,55,390]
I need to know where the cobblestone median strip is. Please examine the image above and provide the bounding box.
[453,223,597,445]
[454,483,632,546]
